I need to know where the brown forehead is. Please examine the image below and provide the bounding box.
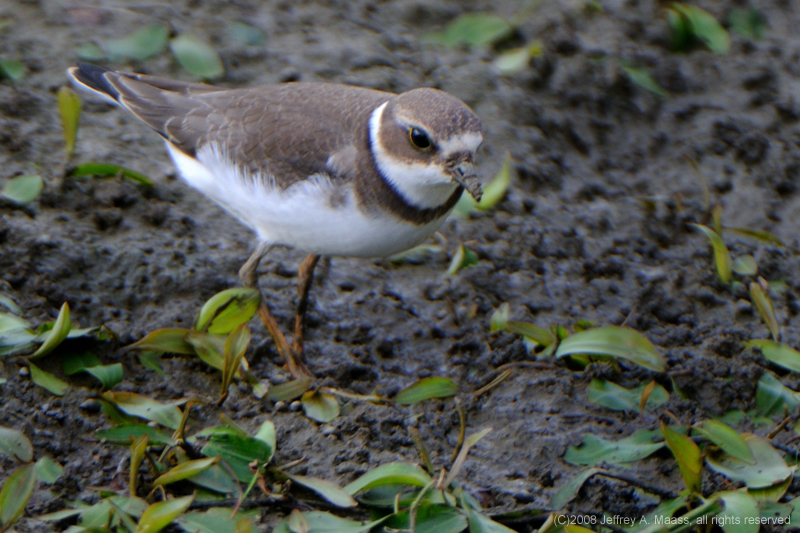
[389,88,483,138]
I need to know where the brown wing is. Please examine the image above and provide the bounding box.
[68,64,392,188]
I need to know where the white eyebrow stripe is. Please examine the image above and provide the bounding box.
[438,132,483,156]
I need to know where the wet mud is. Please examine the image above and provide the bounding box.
[2,0,800,531]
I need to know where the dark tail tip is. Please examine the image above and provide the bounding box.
[71,63,121,100]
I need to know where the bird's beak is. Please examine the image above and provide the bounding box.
[450,161,482,202]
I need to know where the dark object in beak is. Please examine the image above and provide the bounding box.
[451,162,482,202]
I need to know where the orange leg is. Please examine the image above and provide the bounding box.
[240,243,309,378]
[292,253,321,357]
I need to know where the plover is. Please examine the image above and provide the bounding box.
[67,63,484,374]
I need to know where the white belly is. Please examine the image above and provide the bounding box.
[167,142,447,257]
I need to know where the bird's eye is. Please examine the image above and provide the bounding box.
[409,127,432,150]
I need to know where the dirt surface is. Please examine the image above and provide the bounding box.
[2,0,800,531]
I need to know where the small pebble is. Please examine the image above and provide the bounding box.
[320,425,336,436]
[273,400,286,411]
[289,401,301,412]
[734,299,752,315]
[19,367,29,377]
[79,399,101,413]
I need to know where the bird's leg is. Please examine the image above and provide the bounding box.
[292,253,321,357]
[240,243,307,377]
[239,242,271,288]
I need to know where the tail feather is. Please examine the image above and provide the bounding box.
[66,63,212,154]
[67,63,125,104]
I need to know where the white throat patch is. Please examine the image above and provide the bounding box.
[368,102,459,209]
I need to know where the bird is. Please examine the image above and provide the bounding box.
[67,63,484,376]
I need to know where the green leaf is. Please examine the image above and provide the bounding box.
[70,162,154,187]
[62,352,123,388]
[725,226,785,246]
[749,283,780,341]
[177,510,243,533]
[732,255,757,276]
[0,58,26,82]
[135,494,194,533]
[0,426,33,462]
[717,490,760,533]
[690,224,732,283]
[746,340,800,373]
[477,154,511,211]
[153,457,219,486]
[106,24,169,61]
[564,429,664,466]
[555,326,665,372]
[254,420,276,453]
[621,63,668,98]
[76,42,105,61]
[0,324,36,357]
[221,323,250,399]
[785,496,800,526]
[58,85,81,157]
[102,391,183,429]
[138,351,165,375]
[387,243,444,265]
[284,473,357,508]
[200,431,274,482]
[0,313,32,331]
[662,425,702,493]
[550,467,602,510]
[128,328,195,355]
[493,42,542,74]
[706,434,796,488]
[96,424,174,446]
[185,462,239,494]
[385,504,467,533]
[170,34,224,80]
[465,506,518,533]
[195,288,261,334]
[669,4,730,54]
[30,302,71,358]
[693,419,754,464]
[287,509,310,533]
[274,511,388,533]
[427,13,513,48]
[749,475,791,502]
[301,390,340,422]
[395,377,459,404]
[130,434,148,497]
[35,456,64,483]
[84,363,124,389]
[510,322,555,348]
[0,463,36,528]
[228,22,265,46]
[267,376,313,401]
[2,174,43,205]
[754,372,800,417]
[185,331,226,370]
[444,427,492,487]
[0,315,34,356]
[728,8,766,40]
[588,379,668,412]
[108,497,141,533]
[446,244,478,276]
[344,462,432,495]
[0,295,22,315]
[29,362,69,396]
[62,351,101,375]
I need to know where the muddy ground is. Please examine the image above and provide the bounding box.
[2,0,800,531]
